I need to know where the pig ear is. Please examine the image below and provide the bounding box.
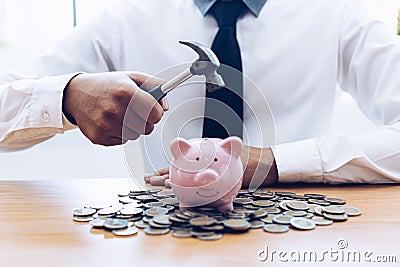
[170,137,192,159]
[219,136,243,158]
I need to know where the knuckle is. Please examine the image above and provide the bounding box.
[103,104,120,118]
[113,86,133,102]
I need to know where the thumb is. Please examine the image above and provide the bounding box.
[126,72,168,110]
[126,72,165,90]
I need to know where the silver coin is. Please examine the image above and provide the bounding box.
[73,215,94,222]
[308,199,330,206]
[263,207,281,214]
[84,202,112,210]
[272,215,293,225]
[278,200,291,211]
[313,206,324,216]
[322,205,346,215]
[326,197,346,205]
[252,200,274,207]
[89,218,105,228]
[149,219,170,229]
[263,224,289,233]
[144,227,170,235]
[145,207,169,217]
[201,224,225,231]
[112,226,138,236]
[312,216,333,226]
[135,195,158,202]
[250,220,265,229]
[172,229,192,238]
[152,215,172,226]
[342,206,362,216]
[260,215,274,224]
[73,208,96,217]
[307,204,321,213]
[119,197,137,204]
[135,220,149,229]
[287,201,309,211]
[304,212,314,219]
[304,193,326,199]
[190,217,217,227]
[323,213,348,222]
[284,210,308,217]
[251,209,268,219]
[161,197,179,206]
[98,206,121,216]
[104,218,128,230]
[144,201,165,208]
[233,197,253,205]
[290,217,316,230]
[155,190,175,197]
[120,207,144,216]
[223,219,251,231]
[190,230,216,237]
[197,233,223,241]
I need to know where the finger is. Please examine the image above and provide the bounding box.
[128,88,164,124]
[150,176,165,186]
[160,98,169,111]
[164,179,171,188]
[127,72,165,90]
[155,168,170,176]
[124,110,154,135]
[121,125,140,140]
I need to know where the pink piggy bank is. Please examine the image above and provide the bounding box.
[169,136,243,212]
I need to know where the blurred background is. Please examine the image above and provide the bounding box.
[0,0,399,180]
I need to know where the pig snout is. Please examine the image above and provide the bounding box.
[193,169,219,187]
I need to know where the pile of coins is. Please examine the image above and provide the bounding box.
[72,189,362,240]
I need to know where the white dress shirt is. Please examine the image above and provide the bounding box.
[1,0,400,183]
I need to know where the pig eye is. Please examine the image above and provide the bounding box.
[195,157,200,161]
[214,158,218,162]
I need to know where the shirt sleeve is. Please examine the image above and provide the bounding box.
[273,1,400,184]
[0,3,122,150]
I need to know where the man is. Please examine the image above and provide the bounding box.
[0,0,399,186]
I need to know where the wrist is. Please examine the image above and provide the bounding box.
[62,74,82,125]
[240,146,278,189]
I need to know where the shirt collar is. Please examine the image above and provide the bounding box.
[194,0,267,17]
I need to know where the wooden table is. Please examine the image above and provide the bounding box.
[1,179,399,267]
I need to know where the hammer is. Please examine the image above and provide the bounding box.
[147,40,225,101]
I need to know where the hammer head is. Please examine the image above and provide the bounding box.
[179,40,225,92]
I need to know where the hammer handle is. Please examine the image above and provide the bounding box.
[148,85,167,101]
[147,69,193,101]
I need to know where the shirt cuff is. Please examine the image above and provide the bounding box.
[29,72,81,132]
[272,138,324,183]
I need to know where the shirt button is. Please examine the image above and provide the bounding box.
[42,112,50,123]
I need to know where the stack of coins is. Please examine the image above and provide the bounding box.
[72,189,362,240]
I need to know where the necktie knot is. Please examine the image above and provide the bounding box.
[210,0,247,27]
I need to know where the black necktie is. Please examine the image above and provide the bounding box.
[202,0,247,139]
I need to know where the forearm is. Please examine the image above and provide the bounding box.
[273,122,400,184]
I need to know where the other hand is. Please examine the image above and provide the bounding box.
[144,145,278,189]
